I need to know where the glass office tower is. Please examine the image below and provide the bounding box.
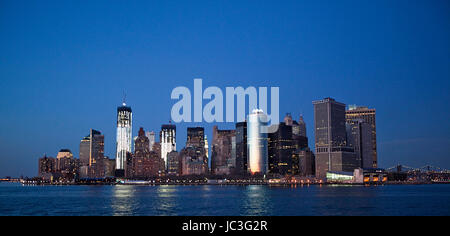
[116,102,132,172]
[247,109,269,175]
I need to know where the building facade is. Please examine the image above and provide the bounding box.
[346,119,373,169]
[247,109,269,175]
[179,146,208,176]
[313,98,358,178]
[345,105,377,168]
[268,122,297,175]
[56,149,78,181]
[79,129,105,178]
[167,151,181,176]
[38,155,56,178]
[133,127,164,178]
[146,131,156,151]
[211,126,236,175]
[160,124,176,170]
[235,122,248,175]
[116,103,132,176]
[296,147,315,177]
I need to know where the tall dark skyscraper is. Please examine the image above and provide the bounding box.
[235,122,248,175]
[313,98,358,178]
[268,122,297,175]
[346,105,377,168]
[79,129,105,178]
[346,119,373,169]
[116,102,132,176]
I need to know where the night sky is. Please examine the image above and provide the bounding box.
[0,0,449,177]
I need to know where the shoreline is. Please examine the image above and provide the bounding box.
[11,181,449,186]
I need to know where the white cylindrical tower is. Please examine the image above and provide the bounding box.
[247,109,269,175]
[116,103,132,171]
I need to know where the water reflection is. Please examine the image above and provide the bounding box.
[241,185,272,216]
[154,185,177,215]
[111,185,136,216]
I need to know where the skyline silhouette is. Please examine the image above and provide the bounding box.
[0,0,449,176]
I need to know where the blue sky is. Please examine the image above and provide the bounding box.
[0,0,449,176]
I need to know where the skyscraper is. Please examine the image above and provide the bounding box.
[160,123,176,170]
[346,119,373,169]
[296,147,315,177]
[247,109,269,175]
[297,115,307,138]
[79,129,105,178]
[146,131,156,151]
[235,122,248,175]
[167,151,180,176]
[133,127,164,178]
[179,129,208,176]
[289,114,308,152]
[211,126,235,175]
[55,149,78,181]
[38,155,56,178]
[116,102,132,176]
[179,146,208,176]
[186,127,205,148]
[268,122,297,175]
[313,98,358,178]
[346,105,377,168]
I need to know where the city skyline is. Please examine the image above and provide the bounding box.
[19,96,448,178]
[1,0,449,177]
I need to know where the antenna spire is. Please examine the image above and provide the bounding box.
[122,91,127,106]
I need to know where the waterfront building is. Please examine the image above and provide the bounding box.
[268,122,297,175]
[79,136,90,167]
[247,109,269,175]
[346,119,373,169]
[79,129,105,178]
[186,127,209,172]
[346,105,377,168]
[327,168,387,184]
[56,149,74,171]
[235,122,248,175]
[211,126,236,175]
[124,152,133,179]
[133,127,164,178]
[296,147,315,177]
[167,151,180,176]
[55,149,79,180]
[313,98,359,178]
[104,158,116,177]
[116,102,132,177]
[38,155,56,178]
[160,123,176,170]
[179,146,208,176]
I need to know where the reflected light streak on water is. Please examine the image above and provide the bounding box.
[155,185,178,216]
[241,185,273,216]
[111,185,136,216]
